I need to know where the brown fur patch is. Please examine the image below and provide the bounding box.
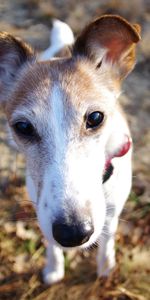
[6,56,119,123]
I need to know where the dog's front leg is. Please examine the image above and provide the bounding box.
[43,242,64,285]
[96,217,119,277]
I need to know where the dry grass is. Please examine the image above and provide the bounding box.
[0,174,150,300]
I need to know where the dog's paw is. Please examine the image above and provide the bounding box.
[43,265,64,285]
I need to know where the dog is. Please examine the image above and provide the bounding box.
[0,15,141,284]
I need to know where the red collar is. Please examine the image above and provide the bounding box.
[103,135,132,184]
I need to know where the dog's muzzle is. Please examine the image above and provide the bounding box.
[52,136,131,247]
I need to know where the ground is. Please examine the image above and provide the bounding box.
[0,1,150,299]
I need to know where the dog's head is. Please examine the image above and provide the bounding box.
[0,16,140,248]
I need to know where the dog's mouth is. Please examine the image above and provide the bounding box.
[103,135,132,183]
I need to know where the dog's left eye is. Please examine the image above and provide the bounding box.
[13,121,36,138]
[86,111,104,129]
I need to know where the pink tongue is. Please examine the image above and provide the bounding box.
[113,136,132,158]
[105,135,132,170]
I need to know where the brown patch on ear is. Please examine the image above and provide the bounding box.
[73,15,141,79]
[0,32,35,106]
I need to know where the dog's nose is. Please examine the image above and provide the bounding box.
[52,220,94,247]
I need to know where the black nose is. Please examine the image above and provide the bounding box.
[52,220,94,247]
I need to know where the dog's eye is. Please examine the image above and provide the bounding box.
[13,121,35,138]
[86,111,104,129]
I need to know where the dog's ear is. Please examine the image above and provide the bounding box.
[73,15,141,80]
[0,32,35,106]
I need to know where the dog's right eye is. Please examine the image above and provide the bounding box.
[86,111,104,129]
[12,121,36,138]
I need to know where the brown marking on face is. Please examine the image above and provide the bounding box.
[5,59,88,112]
[5,56,120,146]
[6,62,52,117]
[52,58,119,137]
